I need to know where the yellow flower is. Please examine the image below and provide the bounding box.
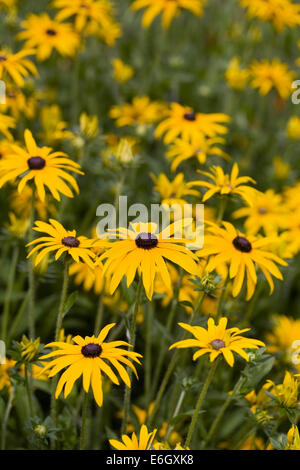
[115,138,135,164]
[151,172,200,205]
[112,58,134,83]
[239,0,300,32]
[273,156,290,180]
[244,383,272,414]
[266,371,300,408]
[97,220,198,300]
[266,315,300,368]
[225,57,250,90]
[109,96,166,127]
[131,0,204,29]
[197,221,287,300]
[166,135,229,171]
[0,129,83,201]
[79,112,99,138]
[239,435,265,450]
[249,59,295,99]
[18,13,80,61]
[0,48,37,86]
[40,105,73,144]
[286,425,300,450]
[69,261,105,294]
[0,113,15,140]
[233,189,287,236]
[188,163,257,205]
[5,212,29,238]
[286,116,300,140]
[0,359,16,391]
[18,335,40,362]
[0,0,18,9]
[109,424,157,450]
[1,84,37,120]
[170,317,265,367]
[40,324,142,407]
[10,185,57,220]
[280,209,300,256]
[155,102,230,144]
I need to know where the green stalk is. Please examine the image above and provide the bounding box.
[80,392,89,450]
[1,385,15,450]
[144,302,153,407]
[185,358,219,448]
[1,244,19,342]
[28,192,35,339]
[24,364,34,417]
[94,296,104,336]
[121,277,143,434]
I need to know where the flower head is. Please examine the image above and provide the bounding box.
[266,371,300,408]
[250,59,295,99]
[0,113,15,140]
[109,424,156,450]
[170,317,265,367]
[109,96,166,127]
[225,57,250,90]
[0,47,37,86]
[112,58,134,83]
[39,323,142,407]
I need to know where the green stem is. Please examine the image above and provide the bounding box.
[1,386,15,450]
[121,277,143,434]
[241,283,263,328]
[185,358,219,449]
[215,277,228,322]
[145,302,153,407]
[25,364,34,417]
[7,292,29,346]
[80,392,89,450]
[217,197,228,222]
[94,296,104,336]
[166,389,186,441]
[1,244,19,342]
[28,192,35,339]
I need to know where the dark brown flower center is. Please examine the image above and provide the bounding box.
[184,112,196,121]
[46,29,57,36]
[210,339,225,350]
[62,236,80,247]
[258,207,267,214]
[135,232,158,250]
[27,156,46,170]
[0,55,7,61]
[80,3,89,7]
[232,236,252,253]
[81,343,102,358]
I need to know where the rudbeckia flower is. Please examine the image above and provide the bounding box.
[155,103,230,144]
[0,48,37,86]
[18,13,80,61]
[188,163,257,205]
[131,0,204,29]
[69,261,105,294]
[0,113,15,140]
[97,221,198,300]
[0,129,83,201]
[109,424,157,450]
[249,59,295,100]
[39,324,142,407]
[27,219,96,267]
[109,96,166,127]
[239,0,300,32]
[170,317,265,367]
[197,221,287,300]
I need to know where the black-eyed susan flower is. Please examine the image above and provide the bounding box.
[249,59,295,100]
[109,424,156,450]
[155,103,230,144]
[0,48,37,86]
[131,0,204,29]
[109,96,166,127]
[10,186,57,220]
[97,221,198,300]
[188,163,257,205]
[170,317,265,367]
[0,129,83,201]
[0,113,15,140]
[166,135,229,171]
[69,261,105,294]
[239,0,300,32]
[150,172,200,207]
[0,359,16,391]
[112,58,134,83]
[27,219,96,267]
[39,324,142,407]
[225,57,250,90]
[197,221,287,300]
[18,13,80,61]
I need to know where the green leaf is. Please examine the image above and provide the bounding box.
[62,291,78,319]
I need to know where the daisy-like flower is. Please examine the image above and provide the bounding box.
[170,317,265,367]
[225,57,250,90]
[239,0,300,32]
[166,135,229,171]
[109,96,166,127]
[131,0,204,29]
[249,59,295,100]
[2,84,37,120]
[0,129,83,201]
[188,163,257,205]
[0,113,15,140]
[0,48,37,86]
[197,221,287,300]
[266,315,300,369]
[97,220,198,300]
[112,58,134,83]
[266,371,300,408]
[39,323,142,407]
[109,424,157,450]
[69,261,105,294]
[151,172,200,206]
[17,13,80,61]
[155,103,230,144]
[233,189,287,236]
[27,219,96,267]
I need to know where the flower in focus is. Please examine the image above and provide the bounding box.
[18,13,80,61]
[249,59,295,99]
[170,317,265,367]
[97,220,198,300]
[131,0,204,29]
[286,425,300,450]
[0,129,83,201]
[188,163,256,205]
[286,116,300,140]
[109,96,166,127]
[155,103,230,144]
[109,424,156,450]
[17,335,41,362]
[266,371,300,408]
[166,135,229,171]
[39,324,142,406]
[27,219,96,267]
[0,48,37,86]
[225,57,250,90]
[197,221,287,300]
[112,58,134,83]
